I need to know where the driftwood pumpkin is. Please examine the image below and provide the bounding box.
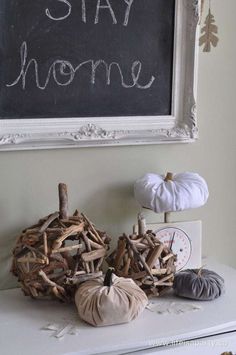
[107,215,176,297]
[173,268,225,301]
[11,183,110,302]
[75,268,148,327]
[134,172,209,213]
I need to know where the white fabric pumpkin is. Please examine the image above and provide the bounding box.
[134,172,209,213]
[75,269,148,327]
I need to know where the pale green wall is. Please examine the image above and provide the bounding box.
[0,0,235,289]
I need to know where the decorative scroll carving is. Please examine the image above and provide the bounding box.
[0,134,27,145]
[61,124,116,141]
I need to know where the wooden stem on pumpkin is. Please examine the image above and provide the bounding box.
[164,172,173,182]
[104,268,114,287]
[138,213,146,236]
[164,212,171,223]
[164,172,173,224]
[59,183,69,220]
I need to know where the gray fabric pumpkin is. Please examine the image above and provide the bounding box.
[173,268,225,301]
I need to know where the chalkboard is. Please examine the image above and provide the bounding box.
[0,0,175,119]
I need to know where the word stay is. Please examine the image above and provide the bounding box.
[46,0,135,26]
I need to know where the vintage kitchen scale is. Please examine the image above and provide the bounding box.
[134,172,209,271]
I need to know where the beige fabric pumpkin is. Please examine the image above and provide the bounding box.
[75,269,148,327]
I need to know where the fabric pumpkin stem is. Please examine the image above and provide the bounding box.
[104,268,115,287]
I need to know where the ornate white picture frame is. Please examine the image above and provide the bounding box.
[0,0,200,151]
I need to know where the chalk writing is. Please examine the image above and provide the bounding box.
[6,42,155,90]
[46,0,135,26]
[123,0,134,26]
[45,0,71,21]
[95,0,117,25]
[82,0,86,23]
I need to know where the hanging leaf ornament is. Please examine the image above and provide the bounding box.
[199,7,219,52]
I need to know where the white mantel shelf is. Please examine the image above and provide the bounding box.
[0,260,236,355]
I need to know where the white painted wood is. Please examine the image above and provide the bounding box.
[0,0,201,151]
[125,332,236,355]
[0,260,235,355]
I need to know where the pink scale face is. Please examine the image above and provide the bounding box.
[155,227,192,271]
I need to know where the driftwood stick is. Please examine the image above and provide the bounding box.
[74,270,86,276]
[95,257,104,272]
[131,238,144,244]
[152,268,168,275]
[38,270,65,294]
[84,261,90,273]
[143,234,155,248]
[81,232,94,273]
[87,231,100,244]
[114,239,127,269]
[52,286,66,301]
[25,228,62,235]
[29,286,39,298]
[163,173,173,223]
[134,243,150,251]
[51,244,83,254]
[52,223,85,249]
[81,249,106,263]
[81,213,105,246]
[123,257,131,276]
[153,273,174,286]
[39,212,59,234]
[154,282,173,287]
[130,259,141,273]
[17,257,46,264]
[58,183,69,220]
[73,247,83,276]
[124,234,154,281]
[69,215,81,221]
[65,271,102,285]
[88,239,104,250]
[162,253,174,263]
[138,213,146,236]
[25,246,49,264]
[43,233,48,257]
[60,219,82,226]
[130,271,147,280]
[146,244,164,268]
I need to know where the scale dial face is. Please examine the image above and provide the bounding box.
[155,227,192,271]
